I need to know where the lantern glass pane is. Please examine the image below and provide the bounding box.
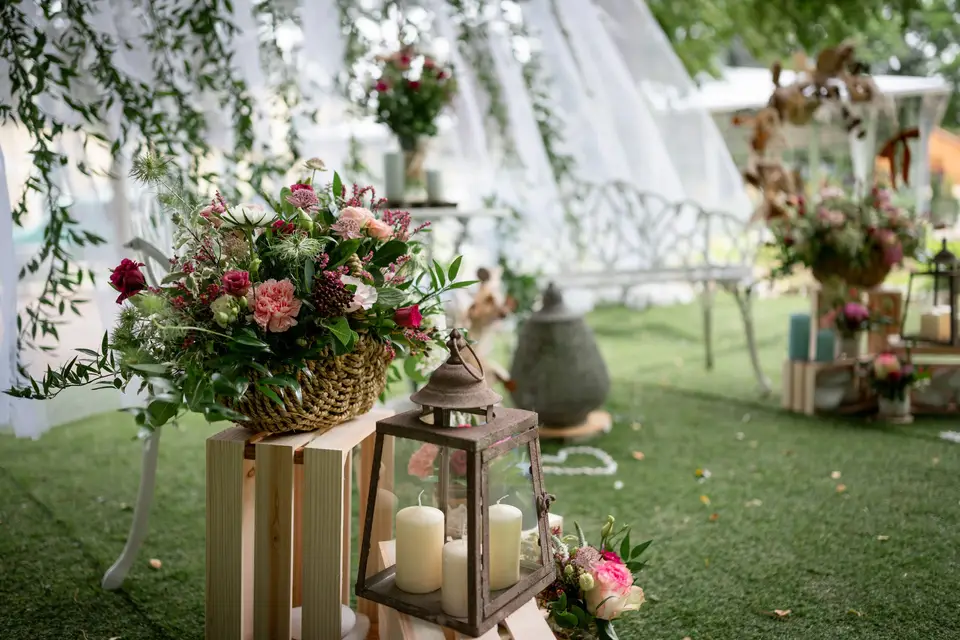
[911,273,951,342]
[482,440,544,610]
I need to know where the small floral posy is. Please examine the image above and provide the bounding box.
[867,352,930,401]
[6,155,475,432]
[539,516,651,640]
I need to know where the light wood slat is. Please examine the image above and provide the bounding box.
[206,427,256,640]
[342,452,352,607]
[301,445,345,639]
[253,431,318,640]
[292,463,304,608]
[501,599,554,638]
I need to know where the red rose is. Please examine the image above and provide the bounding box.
[436,71,447,80]
[409,80,421,91]
[271,219,296,234]
[222,270,251,297]
[109,258,146,304]
[291,183,313,193]
[399,54,411,68]
[600,551,624,565]
[375,80,389,92]
[394,305,422,328]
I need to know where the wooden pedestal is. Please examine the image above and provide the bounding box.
[375,541,554,639]
[205,409,394,640]
[538,410,612,441]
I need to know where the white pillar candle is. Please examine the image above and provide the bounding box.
[395,504,444,594]
[488,503,523,591]
[441,538,469,618]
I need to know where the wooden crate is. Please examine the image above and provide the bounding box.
[206,409,394,640]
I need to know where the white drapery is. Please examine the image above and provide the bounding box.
[3,0,746,436]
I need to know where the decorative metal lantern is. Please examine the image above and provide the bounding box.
[356,330,556,637]
[901,239,960,346]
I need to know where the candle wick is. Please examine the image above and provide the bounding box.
[496,495,509,505]
[418,489,425,508]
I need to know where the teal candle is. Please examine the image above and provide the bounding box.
[815,329,836,362]
[788,313,811,360]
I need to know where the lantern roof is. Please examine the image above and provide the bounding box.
[931,239,959,268]
[409,329,503,410]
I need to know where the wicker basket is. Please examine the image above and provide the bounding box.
[811,247,891,289]
[231,334,389,434]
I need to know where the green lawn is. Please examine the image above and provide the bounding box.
[2,295,960,639]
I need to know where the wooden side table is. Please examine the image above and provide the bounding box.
[205,409,395,639]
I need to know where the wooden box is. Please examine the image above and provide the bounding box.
[205,409,394,640]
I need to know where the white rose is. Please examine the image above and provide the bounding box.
[341,275,378,312]
[221,203,276,227]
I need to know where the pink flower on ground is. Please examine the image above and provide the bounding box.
[586,560,645,620]
[408,443,439,479]
[248,279,302,333]
[222,270,251,296]
[365,218,394,241]
[331,217,363,240]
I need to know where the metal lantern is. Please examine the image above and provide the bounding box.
[901,239,960,346]
[356,330,556,637]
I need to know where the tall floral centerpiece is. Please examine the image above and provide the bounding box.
[819,295,890,359]
[539,516,650,640]
[767,187,923,288]
[7,155,472,433]
[368,47,456,184]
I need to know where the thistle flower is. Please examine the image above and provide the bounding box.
[572,546,601,571]
[286,189,319,210]
[331,217,363,240]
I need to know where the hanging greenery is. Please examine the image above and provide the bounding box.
[1,0,300,367]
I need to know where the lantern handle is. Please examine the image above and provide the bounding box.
[449,332,485,383]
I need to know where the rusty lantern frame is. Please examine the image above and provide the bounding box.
[355,330,556,637]
[901,239,960,347]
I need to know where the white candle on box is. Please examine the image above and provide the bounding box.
[488,501,522,591]
[395,494,444,594]
[441,538,469,617]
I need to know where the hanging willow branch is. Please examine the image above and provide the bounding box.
[0,0,291,368]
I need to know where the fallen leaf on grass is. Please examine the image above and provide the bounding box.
[709,512,720,522]
[695,468,711,481]
[736,431,745,440]
[631,422,643,431]
[149,559,162,570]
[831,471,842,479]
[683,637,692,640]
[836,484,847,493]
[847,609,865,617]
[749,440,759,449]
[932,457,940,466]
[700,494,711,505]
[783,449,794,456]
[632,451,645,461]
[745,499,763,508]
[704,558,710,567]
[762,609,791,619]
[613,480,624,490]
[73,588,79,603]
[742,413,751,423]
[877,535,890,542]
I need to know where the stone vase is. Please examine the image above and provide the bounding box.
[509,284,610,428]
[836,332,862,360]
[878,394,911,418]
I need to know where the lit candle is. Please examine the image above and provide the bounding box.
[488,501,522,591]
[395,494,444,594]
[441,538,469,618]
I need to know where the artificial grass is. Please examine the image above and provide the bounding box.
[2,295,960,639]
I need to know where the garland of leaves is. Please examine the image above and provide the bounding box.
[1,1,301,370]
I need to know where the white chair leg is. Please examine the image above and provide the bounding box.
[726,283,772,395]
[102,427,162,590]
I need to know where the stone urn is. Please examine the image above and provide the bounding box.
[509,283,610,427]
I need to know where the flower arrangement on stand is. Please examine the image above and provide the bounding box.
[819,294,891,359]
[368,47,456,183]
[767,186,924,288]
[539,516,650,640]
[6,155,473,433]
[868,352,929,421]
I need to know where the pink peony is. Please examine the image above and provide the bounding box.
[408,443,439,479]
[222,270,251,296]
[365,218,394,241]
[248,279,302,333]
[586,560,645,620]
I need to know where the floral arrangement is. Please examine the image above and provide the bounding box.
[6,155,472,431]
[540,516,650,640]
[868,352,928,400]
[368,47,456,151]
[767,186,923,281]
[819,298,890,337]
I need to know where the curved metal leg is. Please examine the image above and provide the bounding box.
[701,281,715,370]
[102,427,162,590]
[726,283,772,395]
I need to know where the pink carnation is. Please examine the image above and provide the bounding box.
[248,279,302,333]
[408,443,439,479]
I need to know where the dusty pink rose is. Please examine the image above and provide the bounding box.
[586,560,645,620]
[408,443,439,479]
[365,218,394,241]
[339,206,374,227]
[248,279,302,333]
[222,270,251,296]
[199,205,223,228]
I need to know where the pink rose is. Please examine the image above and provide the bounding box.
[586,560,645,620]
[222,270,251,296]
[873,353,901,379]
[408,443,439,479]
[394,305,422,328]
[338,206,374,228]
[365,218,394,241]
[291,183,313,193]
[247,279,302,333]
